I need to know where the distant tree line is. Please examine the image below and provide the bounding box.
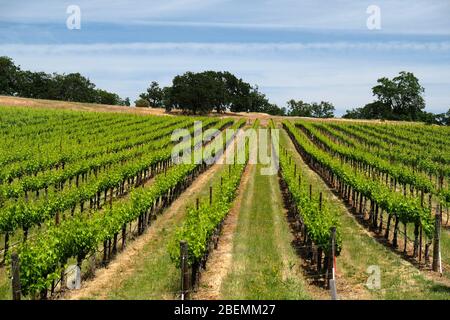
[343,71,449,125]
[137,71,337,117]
[3,56,447,123]
[136,71,287,115]
[286,100,335,118]
[0,56,130,106]
[0,55,340,119]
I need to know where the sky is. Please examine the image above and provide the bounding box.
[0,0,449,115]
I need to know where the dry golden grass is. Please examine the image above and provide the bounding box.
[0,95,269,119]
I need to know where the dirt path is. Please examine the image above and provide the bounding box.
[64,131,244,300]
[193,164,254,300]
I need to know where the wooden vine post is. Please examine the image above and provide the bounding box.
[2,232,9,264]
[180,240,190,300]
[319,192,323,211]
[432,207,442,273]
[11,252,21,300]
[209,186,213,206]
[328,227,338,300]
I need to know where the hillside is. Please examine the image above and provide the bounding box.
[0,95,274,119]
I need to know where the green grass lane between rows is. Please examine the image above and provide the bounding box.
[220,162,310,300]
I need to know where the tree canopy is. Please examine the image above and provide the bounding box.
[138,71,286,115]
[343,71,428,121]
[139,81,164,108]
[287,100,335,118]
[0,56,20,96]
[135,98,150,108]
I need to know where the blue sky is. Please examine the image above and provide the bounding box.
[0,0,449,115]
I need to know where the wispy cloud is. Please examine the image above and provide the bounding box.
[2,41,450,55]
[1,0,450,34]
